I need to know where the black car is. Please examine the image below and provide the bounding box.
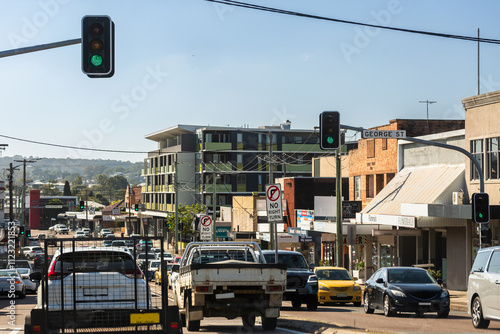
[262,250,318,310]
[363,267,450,317]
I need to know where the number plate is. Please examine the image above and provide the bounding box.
[419,302,432,306]
[215,292,235,299]
[130,312,160,324]
[337,293,348,298]
[83,288,108,296]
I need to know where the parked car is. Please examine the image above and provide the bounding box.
[22,246,44,259]
[100,229,112,237]
[467,246,500,329]
[74,231,86,238]
[0,269,26,298]
[17,268,38,294]
[363,267,450,317]
[315,266,362,306]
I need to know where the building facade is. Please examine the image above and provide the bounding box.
[142,123,323,221]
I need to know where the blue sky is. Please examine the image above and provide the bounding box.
[1,0,500,162]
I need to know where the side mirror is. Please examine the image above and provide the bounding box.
[172,264,180,273]
[30,272,42,282]
[352,277,359,281]
[309,263,315,270]
[375,278,384,284]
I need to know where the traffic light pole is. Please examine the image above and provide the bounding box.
[0,39,81,58]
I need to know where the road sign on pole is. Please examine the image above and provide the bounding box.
[361,130,406,139]
[266,184,283,222]
[199,215,213,241]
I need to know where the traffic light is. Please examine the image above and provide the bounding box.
[472,192,490,224]
[19,226,25,235]
[167,222,172,229]
[26,229,31,237]
[82,15,114,78]
[134,204,139,212]
[480,225,492,245]
[79,201,85,210]
[320,111,340,150]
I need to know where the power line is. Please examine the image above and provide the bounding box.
[0,134,149,154]
[206,0,500,45]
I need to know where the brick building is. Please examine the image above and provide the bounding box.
[349,119,465,208]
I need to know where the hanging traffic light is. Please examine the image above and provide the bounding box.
[82,15,114,78]
[320,111,340,150]
[472,192,490,224]
[26,229,31,237]
[79,200,85,210]
[19,226,25,235]
[134,204,139,212]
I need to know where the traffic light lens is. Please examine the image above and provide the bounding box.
[90,39,103,51]
[89,23,103,35]
[90,54,103,66]
[327,136,334,144]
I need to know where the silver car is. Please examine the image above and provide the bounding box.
[468,246,500,329]
[16,268,38,293]
[0,269,26,298]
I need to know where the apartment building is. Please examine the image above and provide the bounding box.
[141,123,323,219]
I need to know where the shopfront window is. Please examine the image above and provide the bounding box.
[486,137,499,180]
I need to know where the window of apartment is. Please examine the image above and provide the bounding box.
[366,175,374,198]
[237,133,243,143]
[381,138,388,150]
[237,175,246,185]
[471,139,484,181]
[354,176,361,200]
[367,139,375,158]
[237,154,243,165]
[486,137,499,180]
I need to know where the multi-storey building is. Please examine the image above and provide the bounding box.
[142,123,324,219]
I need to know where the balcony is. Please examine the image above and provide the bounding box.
[285,164,312,172]
[204,184,231,193]
[205,142,232,151]
[205,163,233,172]
[282,143,321,152]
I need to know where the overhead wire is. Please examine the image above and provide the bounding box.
[205,0,500,44]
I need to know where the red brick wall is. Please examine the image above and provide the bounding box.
[349,119,464,208]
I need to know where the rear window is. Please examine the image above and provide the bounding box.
[471,251,492,273]
[191,249,257,264]
[138,253,156,260]
[32,247,43,252]
[53,251,135,274]
[264,253,307,269]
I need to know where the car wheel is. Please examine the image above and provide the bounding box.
[364,293,374,314]
[242,312,256,328]
[291,300,301,308]
[472,296,490,329]
[18,287,26,299]
[262,316,278,330]
[307,299,318,311]
[437,310,449,318]
[383,295,394,317]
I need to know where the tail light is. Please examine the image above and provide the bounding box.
[47,261,70,280]
[267,285,283,292]
[170,322,179,330]
[195,286,210,293]
[124,266,144,279]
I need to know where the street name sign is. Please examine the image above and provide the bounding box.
[266,184,283,222]
[362,130,406,139]
[199,215,213,241]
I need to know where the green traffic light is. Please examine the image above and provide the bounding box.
[478,213,483,219]
[327,136,334,144]
[90,54,103,66]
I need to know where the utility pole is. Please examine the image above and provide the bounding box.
[174,157,179,254]
[212,170,217,241]
[268,132,275,250]
[8,163,15,222]
[336,149,343,268]
[419,100,437,128]
[14,159,37,229]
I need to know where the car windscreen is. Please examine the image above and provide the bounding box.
[0,270,18,277]
[316,269,352,280]
[264,253,307,269]
[53,251,135,274]
[17,268,30,275]
[471,251,491,273]
[388,269,435,284]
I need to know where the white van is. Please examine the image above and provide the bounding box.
[467,246,500,329]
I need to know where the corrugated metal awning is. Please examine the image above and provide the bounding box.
[358,165,465,223]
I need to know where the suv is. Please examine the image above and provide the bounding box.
[262,250,318,310]
[468,246,500,329]
[54,224,69,234]
[22,246,44,259]
[42,247,149,310]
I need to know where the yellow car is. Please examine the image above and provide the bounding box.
[315,266,362,306]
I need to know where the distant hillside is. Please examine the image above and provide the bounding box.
[0,156,144,185]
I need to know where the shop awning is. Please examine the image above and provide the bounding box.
[357,165,466,226]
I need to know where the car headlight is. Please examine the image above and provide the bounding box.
[441,290,449,298]
[307,275,318,283]
[389,289,406,298]
[352,285,361,291]
[319,286,329,291]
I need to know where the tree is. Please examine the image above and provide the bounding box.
[72,175,83,186]
[63,180,72,196]
[166,203,207,239]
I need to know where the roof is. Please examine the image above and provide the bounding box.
[361,165,465,216]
